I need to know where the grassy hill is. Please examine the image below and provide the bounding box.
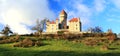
[0,36,120,56]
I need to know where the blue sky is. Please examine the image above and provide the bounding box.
[0,0,120,34]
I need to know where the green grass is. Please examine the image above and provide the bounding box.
[0,37,120,56]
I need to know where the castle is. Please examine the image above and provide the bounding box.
[46,10,82,33]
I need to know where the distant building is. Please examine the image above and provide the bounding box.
[46,10,81,33]
[117,33,120,38]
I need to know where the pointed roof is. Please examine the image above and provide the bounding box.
[60,10,67,15]
[69,18,79,22]
[50,21,56,24]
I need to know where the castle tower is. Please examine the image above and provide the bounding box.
[69,17,81,32]
[78,17,82,31]
[59,10,67,29]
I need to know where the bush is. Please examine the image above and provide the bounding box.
[94,33,104,37]
[13,43,22,47]
[35,41,43,46]
[0,35,20,44]
[112,40,120,45]
[107,29,116,40]
[22,38,34,47]
[46,36,52,40]
[72,39,81,43]
[1,36,8,40]
[57,31,64,35]
[106,31,117,44]
[82,38,99,46]
[100,45,108,51]
[13,38,43,47]
[54,34,60,40]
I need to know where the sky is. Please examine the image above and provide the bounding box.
[0,0,120,34]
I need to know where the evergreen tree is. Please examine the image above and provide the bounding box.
[0,25,13,36]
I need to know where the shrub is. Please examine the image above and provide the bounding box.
[106,30,117,44]
[13,38,43,47]
[82,37,100,46]
[46,36,52,40]
[72,39,81,43]
[0,35,20,44]
[35,41,42,46]
[1,36,7,40]
[54,34,60,40]
[34,32,40,37]
[13,38,34,47]
[100,45,108,51]
[13,43,21,47]
[13,41,23,47]
[0,40,6,44]
[22,38,34,47]
[112,40,120,45]
[57,31,64,35]
[94,33,104,37]
[15,35,20,41]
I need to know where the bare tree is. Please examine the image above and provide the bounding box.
[87,27,94,33]
[0,25,13,36]
[94,26,103,33]
[87,26,103,33]
[106,29,116,43]
[32,18,47,37]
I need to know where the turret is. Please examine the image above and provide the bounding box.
[56,18,59,24]
[59,10,67,23]
[78,17,82,31]
[59,10,67,29]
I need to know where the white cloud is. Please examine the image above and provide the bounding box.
[75,4,91,25]
[77,4,91,17]
[0,0,55,34]
[64,0,108,31]
[111,0,120,9]
[1,8,32,34]
[66,0,107,25]
[94,0,106,12]
[67,2,92,25]
[107,18,120,22]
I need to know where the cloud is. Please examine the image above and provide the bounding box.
[67,0,107,24]
[94,0,106,12]
[111,0,120,9]
[0,0,55,34]
[107,18,120,22]
[63,0,108,31]
[66,1,92,26]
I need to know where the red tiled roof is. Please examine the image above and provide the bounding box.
[69,18,79,22]
[60,10,67,15]
[50,21,56,24]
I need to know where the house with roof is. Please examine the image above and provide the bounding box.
[46,10,81,33]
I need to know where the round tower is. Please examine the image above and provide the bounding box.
[59,10,67,29]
